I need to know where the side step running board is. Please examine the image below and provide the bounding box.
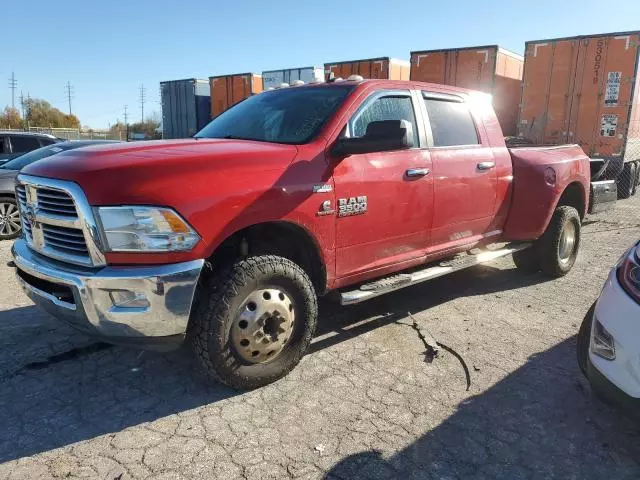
[340,242,531,305]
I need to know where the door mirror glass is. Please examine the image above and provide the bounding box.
[333,119,414,156]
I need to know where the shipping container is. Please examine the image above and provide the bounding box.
[518,31,640,167]
[262,66,324,89]
[160,79,211,139]
[210,73,263,117]
[410,45,523,136]
[324,57,410,81]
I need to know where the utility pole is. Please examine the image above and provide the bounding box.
[8,72,17,109]
[64,81,74,115]
[139,84,146,123]
[19,92,25,120]
[26,93,31,128]
[123,105,129,141]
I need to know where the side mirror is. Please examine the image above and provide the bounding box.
[332,119,414,157]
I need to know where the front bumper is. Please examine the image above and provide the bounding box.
[585,267,640,413]
[12,238,204,349]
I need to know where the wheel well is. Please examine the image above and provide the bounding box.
[556,182,585,220]
[208,222,327,294]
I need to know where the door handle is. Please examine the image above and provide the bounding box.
[405,168,431,178]
[477,162,495,171]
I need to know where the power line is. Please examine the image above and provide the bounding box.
[139,84,146,123]
[64,81,74,115]
[8,72,17,109]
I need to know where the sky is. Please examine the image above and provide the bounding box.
[4,0,640,129]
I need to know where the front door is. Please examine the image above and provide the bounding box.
[421,92,498,252]
[331,90,434,280]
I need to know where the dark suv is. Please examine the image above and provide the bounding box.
[0,132,60,164]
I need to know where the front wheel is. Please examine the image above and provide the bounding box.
[190,255,318,389]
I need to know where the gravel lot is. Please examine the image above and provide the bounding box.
[2,197,640,480]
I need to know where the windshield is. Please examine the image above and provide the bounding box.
[195,85,354,144]
[1,143,75,170]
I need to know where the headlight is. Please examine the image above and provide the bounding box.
[96,206,199,252]
[617,244,640,304]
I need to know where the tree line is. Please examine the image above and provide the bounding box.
[0,98,80,129]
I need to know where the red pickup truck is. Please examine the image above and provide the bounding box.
[11,79,612,389]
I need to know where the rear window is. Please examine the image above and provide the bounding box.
[10,135,41,153]
[423,96,479,147]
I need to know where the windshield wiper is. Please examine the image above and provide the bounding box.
[220,135,257,141]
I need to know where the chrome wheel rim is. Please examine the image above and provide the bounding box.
[558,221,576,265]
[231,288,295,364]
[0,202,21,237]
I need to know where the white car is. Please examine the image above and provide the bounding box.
[578,240,640,413]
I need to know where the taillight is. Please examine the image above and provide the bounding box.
[617,245,640,303]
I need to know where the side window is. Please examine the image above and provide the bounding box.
[349,94,418,147]
[423,96,479,147]
[10,135,41,153]
[0,137,7,154]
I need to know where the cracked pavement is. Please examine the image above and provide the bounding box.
[2,197,640,479]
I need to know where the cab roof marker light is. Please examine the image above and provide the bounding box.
[347,75,364,82]
[292,80,305,86]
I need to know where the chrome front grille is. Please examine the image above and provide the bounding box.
[43,224,90,256]
[36,188,78,218]
[15,175,106,267]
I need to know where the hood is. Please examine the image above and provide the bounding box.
[0,168,18,179]
[22,138,299,204]
[0,168,18,193]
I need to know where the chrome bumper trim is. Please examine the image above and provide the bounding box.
[12,238,204,339]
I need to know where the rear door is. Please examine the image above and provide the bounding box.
[421,92,498,252]
[332,89,434,280]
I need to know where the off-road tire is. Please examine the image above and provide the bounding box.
[0,197,21,240]
[577,303,595,377]
[536,205,581,277]
[190,255,318,389]
[512,247,540,273]
[617,162,636,199]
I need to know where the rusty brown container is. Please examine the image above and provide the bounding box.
[519,31,640,162]
[324,57,410,81]
[210,73,263,117]
[410,45,524,136]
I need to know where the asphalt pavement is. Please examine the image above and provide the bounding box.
[1,197,640,479]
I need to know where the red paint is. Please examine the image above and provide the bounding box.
[24,80,591,292]
[504,145,590,240]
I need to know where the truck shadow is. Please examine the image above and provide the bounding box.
[313,263,552,352]
[323,336,640,479]
[0,264,550,463]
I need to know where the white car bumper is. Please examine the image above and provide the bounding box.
[588,266,640,400]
